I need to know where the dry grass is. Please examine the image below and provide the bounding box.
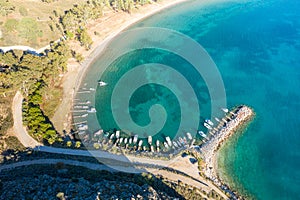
[0,0,82,48]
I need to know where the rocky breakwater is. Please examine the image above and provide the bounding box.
[200,105,254,198]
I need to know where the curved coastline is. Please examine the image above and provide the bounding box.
[51,0,190,133]
[53,0,255,198]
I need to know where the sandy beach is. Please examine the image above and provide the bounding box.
[51,0,189,133]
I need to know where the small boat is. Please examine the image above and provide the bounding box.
[110,133,115,140]
[156,140,160,148]
[151,146,154,152]
[119,138,123,144]
[166,136,172,147]
[179,137,184,145]
[173,141,178,148]
[186,132,193,140]
[138,140,143,147]
[148,136,152,145]
[198,131,208,139]
[164,142,169,148]
[214,117,220,122]
[221,107,229,113]
[87,107,97,113]
[129,138,132,144]
[204,122,212,130]
[183,137,188,144]
[205,119,214,126]
[124,138,128,144]
[98,80,108,86]
[116,130,120,139]
[78,124,88,131]
[133,135,138,143]
[94,129,103,136]
[81,114,88,118]
[89,88,95,91]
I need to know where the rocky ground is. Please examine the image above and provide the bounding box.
[0,174,175,200]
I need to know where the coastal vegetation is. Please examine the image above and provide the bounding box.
[0,0,160,150]
[22,81,61,145]
[0,41,71,148]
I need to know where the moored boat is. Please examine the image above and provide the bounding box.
[205,119,214,126]
[204,122,212,130]
[148,136,152,145]
[98,80,108,86]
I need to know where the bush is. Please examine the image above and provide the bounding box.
[4,19,18,32]
[19,7,28,16]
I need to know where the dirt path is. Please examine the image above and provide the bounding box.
[0,158,113,172]
[11,91,229,198]
[12,91,41,148]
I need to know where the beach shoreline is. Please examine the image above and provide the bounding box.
[51,0,189,133]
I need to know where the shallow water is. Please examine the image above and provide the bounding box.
[80,0,300,199]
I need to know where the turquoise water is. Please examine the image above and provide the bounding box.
[82,0,300,199]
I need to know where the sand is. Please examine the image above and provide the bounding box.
[51,0,189,133]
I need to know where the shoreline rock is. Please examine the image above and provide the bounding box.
[200,105,254,199]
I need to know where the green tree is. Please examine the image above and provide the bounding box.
[77,28,93,49]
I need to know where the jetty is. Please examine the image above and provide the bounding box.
[200,105,254,187]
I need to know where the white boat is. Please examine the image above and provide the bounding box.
[198,131,208,139]
[116,130,120,139]
[129,138,132,144]
[133,135,138,143]
[89,88,95,91]
[186,132,193,140]
[87,107,97,113]
[214,117,220,122]
[179,137,184,145]
[164,142,169,148]
[166,136,172,147]
[94,129,103,136]
[114,138,119,144]
[183,137,188,144]
[204,122,212,130]
[151,146,154,152]
[98,80,107,86]
[81,114,88,118]
[148,136,152,144]
[78,124,88,131]
[124,138,128,144]
[110,133,115,140]
[156,140,160,147]
[119,138,123,144]
[138,140,143,147]
[221,107,229,113]
[173,141,178,148]
[205,119,214,126]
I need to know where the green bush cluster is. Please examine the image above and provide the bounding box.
[0,1,15,16]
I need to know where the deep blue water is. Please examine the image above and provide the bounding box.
[81,0,300,199]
